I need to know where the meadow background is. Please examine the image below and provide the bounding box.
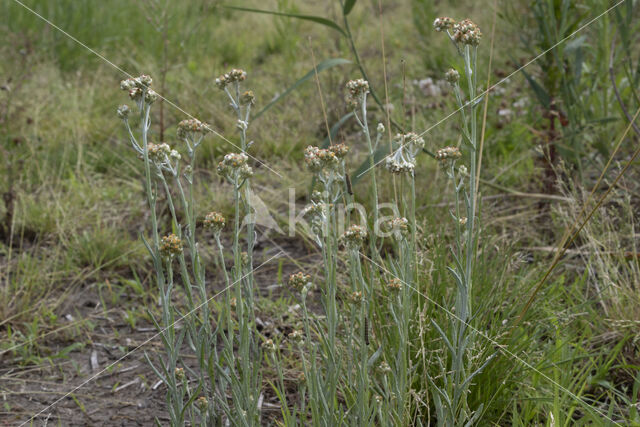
[1,0,639,425]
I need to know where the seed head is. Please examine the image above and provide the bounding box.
[445,68,460,85]
[203,211,225,233]
[433,17,456,32]
[160,234,183,258]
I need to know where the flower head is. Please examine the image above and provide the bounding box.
[117,104,130,119]
[329,143,349,159]
[348,291,363,305]
[288,330,304,344]
[217,152,253,182]
[304,145,340,173]
[174,367,185,381]
[433,17,456,32]
[385,154,415,175]
[378,361,392,373]
[346,79,369,107]
[387,278,402,291]
[382,217,409,239]
[215,68,247,90]
[445,68,460,85]
[453,19,482,46]
[195,396,208,412]
[147,142,171,163]
[203,211,225,233]
[288,272,311,293]
[120,75,157,103]
[177,118,210,140]
[261,338,277,353]
[341,224,367,249]
[239,90,255,106]
[435,146,462,163]
[160,234,183,258]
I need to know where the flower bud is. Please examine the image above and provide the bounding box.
[195,396,208,412]
[445,68,460,85]
[239,90,255,106]
[117,104,130,119]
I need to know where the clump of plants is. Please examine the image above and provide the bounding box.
[116,14,493,426]
[118,69,262,425]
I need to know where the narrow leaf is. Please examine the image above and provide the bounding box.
[223,6,347,37]
[519,67,551,109]
[343,0,357,15]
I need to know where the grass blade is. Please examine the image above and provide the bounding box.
[343,0,357,16]
[223,5,347,37]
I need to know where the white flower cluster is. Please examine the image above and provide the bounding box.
[385,133,425,175]
[304,146,340,173]
[177,118,210,140]
[137,142,181,175]
[217,152,253,183]
[345,79,369,108]
[435,146,462,165]
[453,19,482,46]
[433,17,455,32]
[445,68,460,85]
[340,224,367,249]
[120,74,158,104]
[215,68,247,90]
